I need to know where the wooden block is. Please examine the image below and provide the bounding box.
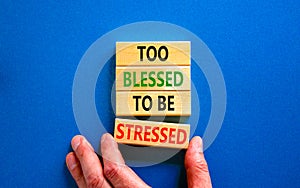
[114,118,190,149]
[115,41,191,117]
[116,91,191,116]
[116,66,190,91]
[116,41,190,66]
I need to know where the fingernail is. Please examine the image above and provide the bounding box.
[101,133,107,144]
[72,136,81,151]
[103,134,116,146]
[101,133,124,164]
[67,155,78,171]
[193,136,203,153]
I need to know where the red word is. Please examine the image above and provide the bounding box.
[115,123,187,145]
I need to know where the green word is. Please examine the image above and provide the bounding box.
[123,71,183,87]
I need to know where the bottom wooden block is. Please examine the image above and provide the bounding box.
[114,118,190,149]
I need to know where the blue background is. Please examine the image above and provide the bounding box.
[1,1,299,187]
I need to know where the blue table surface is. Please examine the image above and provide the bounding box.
[1,1,299,187]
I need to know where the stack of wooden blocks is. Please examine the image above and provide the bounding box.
[114,42,191,149]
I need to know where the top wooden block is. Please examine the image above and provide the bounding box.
[116,41,190,66]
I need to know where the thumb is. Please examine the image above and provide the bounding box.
[185,136,212,188]
[100,133,150,188]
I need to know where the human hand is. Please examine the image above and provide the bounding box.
[66,134,212,188]
[66,133,150,188]
[185,136,212,188]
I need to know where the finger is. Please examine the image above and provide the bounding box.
[72,135,111,188]
[185,136,212,188]
[66,152,86,188]
[101,133,150,188]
